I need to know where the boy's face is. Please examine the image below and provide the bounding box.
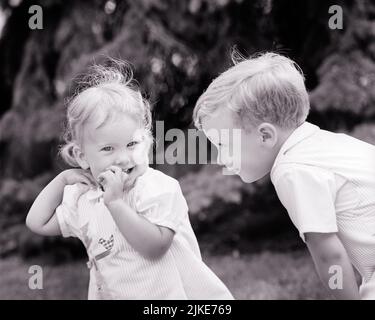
[202,108,279,183]
[76,114,149,187]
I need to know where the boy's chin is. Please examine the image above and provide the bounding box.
[239,175,256,183]
[238,172,264,183]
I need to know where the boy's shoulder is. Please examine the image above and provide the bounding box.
[276,122,365,158]
[271,162,336,188]
[271,122,375,181]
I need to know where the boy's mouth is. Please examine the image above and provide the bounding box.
[226,166,240,174]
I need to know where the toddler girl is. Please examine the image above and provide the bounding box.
[26,62,233,300]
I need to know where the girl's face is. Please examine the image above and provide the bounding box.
[77,114,150,187]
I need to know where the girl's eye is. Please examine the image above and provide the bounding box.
[101,146,113,152]
[127,141,138,148]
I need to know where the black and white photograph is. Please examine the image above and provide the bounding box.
[0,0,374,303]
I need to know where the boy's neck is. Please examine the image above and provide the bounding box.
[274,126,298,156]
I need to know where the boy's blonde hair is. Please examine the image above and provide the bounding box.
[193,51,310,131]
[60,60,152,167]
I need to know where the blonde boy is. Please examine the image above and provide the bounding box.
[193,52,375,299]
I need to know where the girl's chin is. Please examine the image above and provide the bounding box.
[130,163,147,176]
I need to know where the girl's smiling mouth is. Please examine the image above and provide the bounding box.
[123,167,135,174]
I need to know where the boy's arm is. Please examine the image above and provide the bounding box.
[305,232,360,300]
[26,170,92,236]
[107,199,174,260]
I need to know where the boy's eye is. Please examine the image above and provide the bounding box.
[101,146,113,152]
[127,141,138,148]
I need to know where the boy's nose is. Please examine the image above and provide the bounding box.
[217,155,225,166]
[217,153,233,168]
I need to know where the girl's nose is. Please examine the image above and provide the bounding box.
[115,153,130,166]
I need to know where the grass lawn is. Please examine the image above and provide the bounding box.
[0,249,330,300]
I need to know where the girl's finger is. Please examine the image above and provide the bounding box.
[81,172,96,185]
[98,170,116,185]
[97,172,110,191]
[77,183,90,195]
[72,174,91,186]
[107,165,127,181]
[107,166,127,183]
[80,175,93,185]
[97,172,107,185]
[107,165,122,176]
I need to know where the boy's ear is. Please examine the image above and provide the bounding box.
[72,146,89,170]
[258,123,278,147]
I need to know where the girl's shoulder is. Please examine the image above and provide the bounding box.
[62,183,84,204]
[61,183,92,210]
[135,167,180,197]
[132,167,189,222]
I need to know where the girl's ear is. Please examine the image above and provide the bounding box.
[72,145,89,170]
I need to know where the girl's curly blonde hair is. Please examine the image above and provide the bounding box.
[60,59,152,167]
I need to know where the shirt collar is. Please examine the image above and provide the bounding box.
[272,121,320,168]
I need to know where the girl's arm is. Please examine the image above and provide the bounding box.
[305,232,360,300]
[26,169,93,236]
[99,166,174,260]
[107,199,174,259]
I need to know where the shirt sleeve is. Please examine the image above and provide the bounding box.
[136,181,188,232]
[273,164,339,242]
[55,184,84,238]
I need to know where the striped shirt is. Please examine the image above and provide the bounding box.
[56,167,233,300]
[271,122,375,298]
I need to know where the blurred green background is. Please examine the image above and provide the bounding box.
[0,0,374,299]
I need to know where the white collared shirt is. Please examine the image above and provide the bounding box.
[55,167,233,300]
[271,122,375,284]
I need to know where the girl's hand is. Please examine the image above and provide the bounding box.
[97,166,129,205]
[59,168,95,187]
